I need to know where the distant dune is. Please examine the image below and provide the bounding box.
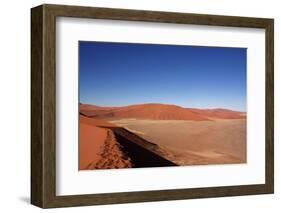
[188,108,246,119]
[80,113,116,127]
[80,103,245,121]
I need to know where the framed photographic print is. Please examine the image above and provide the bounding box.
[31,4,274,208]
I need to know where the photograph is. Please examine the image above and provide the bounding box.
[78,41,247,170]
[30,4,274,208]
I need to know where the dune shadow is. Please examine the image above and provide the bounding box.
[106,127,177,168]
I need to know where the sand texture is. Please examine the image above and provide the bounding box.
[79,115,133,170]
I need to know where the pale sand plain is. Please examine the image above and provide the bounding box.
[109,119,246,165]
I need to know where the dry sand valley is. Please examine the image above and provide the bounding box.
[109,119,246,165]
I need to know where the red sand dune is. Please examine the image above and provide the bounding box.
[80,113,116,127]
[80,103,118,111]
[80,103,245,121]
[79,116,108,170]
[79,115,132,170]
[79,114,177,170]
[188,108,246,119]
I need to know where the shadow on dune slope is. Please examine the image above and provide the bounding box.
[100,126,177,168]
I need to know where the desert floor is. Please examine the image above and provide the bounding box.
[109,119,246,165]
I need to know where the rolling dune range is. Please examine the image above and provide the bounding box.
[79,103,246,170]
[80,103,245,121]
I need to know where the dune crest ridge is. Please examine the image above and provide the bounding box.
[79,115,177,170]
[79,115,133,170]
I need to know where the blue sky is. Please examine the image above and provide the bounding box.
[79,41,246,111]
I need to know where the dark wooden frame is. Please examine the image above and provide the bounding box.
[31,4,274,208]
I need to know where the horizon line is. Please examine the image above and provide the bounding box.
[79,102,246,113]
